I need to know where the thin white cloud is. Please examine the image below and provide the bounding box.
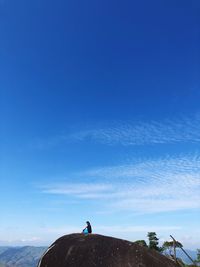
[71,115,200,146]
[43,226,80,234]
[20,237,42,242]
[0,237,43,246]
[35,225,181,236]
[42,183,112,195]
[41,154,200,214]
[96,225,181,233]
[32,114,200,149]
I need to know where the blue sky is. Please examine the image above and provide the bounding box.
[0,0,200,249]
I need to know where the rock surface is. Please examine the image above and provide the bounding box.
[38,233,178,267]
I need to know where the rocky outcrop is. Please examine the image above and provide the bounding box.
[38,233,179,267]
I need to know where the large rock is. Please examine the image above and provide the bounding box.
[38,233,178,267]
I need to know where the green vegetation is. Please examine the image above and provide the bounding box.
[162,240,183,256]
[145,232,198,267]
[196,249,200,264]
[134,240,148,247]
[147,232,162,252]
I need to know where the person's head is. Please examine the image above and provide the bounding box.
[86,221,90,225]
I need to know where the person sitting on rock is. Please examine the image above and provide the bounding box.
[82,221,92,235]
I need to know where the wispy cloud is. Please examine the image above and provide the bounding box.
[71,115,200,146]
[35,225,181,237]
[42,183,112,195]
[0,237,43,246]
[31,114,200,149]
[96,225,182,233]
[20,237,42,242]
[41,154,200,214]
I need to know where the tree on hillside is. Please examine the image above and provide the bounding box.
[162,241,183,256]
[147,232,162,252]
[195,249,200,265]
[134,240,148,247]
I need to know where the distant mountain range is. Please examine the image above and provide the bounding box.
[0,246,47,267]
[176,248,197,265]
[0,245,197,267]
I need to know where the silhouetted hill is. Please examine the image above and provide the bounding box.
[0,246,46,267]
[38,233,179,267]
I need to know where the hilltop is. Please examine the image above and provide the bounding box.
[38,233,179,267]
[0,246,46,267]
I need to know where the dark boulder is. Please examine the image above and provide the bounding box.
[38,233,179,267]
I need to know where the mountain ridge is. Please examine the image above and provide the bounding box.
[0,246,46,267]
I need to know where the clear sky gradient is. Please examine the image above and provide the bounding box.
[0,0,200,249]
